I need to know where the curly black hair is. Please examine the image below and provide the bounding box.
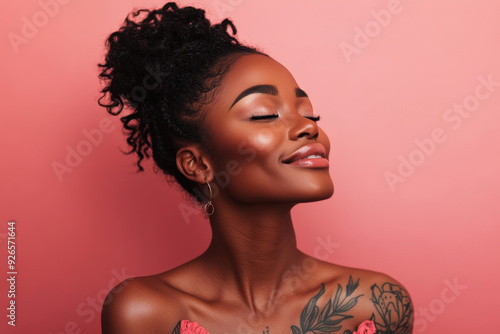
[97,2,265,201]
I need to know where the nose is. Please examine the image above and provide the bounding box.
[287,113,319,140]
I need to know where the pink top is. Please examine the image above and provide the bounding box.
[178,319,376,334]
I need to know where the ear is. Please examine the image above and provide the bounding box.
[176,145,213,184]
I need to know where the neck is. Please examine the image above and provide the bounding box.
[200,201,306,312]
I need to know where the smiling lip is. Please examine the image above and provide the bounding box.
[282,143,329,168]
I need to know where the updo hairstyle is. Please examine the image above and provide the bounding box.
[98,2,265,201]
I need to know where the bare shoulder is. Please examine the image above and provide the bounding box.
[101,274,183,334]
[315,260,414,333]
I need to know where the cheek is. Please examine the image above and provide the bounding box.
[212,126,282,167]
[245,128,279,152]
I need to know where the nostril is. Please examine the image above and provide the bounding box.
[298,131,318,139]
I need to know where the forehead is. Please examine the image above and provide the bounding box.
[216,54,299,100]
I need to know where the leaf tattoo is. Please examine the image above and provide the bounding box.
[291,276,363,334]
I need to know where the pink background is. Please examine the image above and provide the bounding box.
[1,0,499,333]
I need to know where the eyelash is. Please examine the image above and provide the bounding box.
[250,114,321,122]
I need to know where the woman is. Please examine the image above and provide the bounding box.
[98,2,414,334]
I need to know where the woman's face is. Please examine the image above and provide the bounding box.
[202,54,334,205]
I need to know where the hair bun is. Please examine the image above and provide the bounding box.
[98,1,263,201]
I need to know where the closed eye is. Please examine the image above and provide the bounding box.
[249,114,320,122]
[305,115,320,122]
[250,114,279,120]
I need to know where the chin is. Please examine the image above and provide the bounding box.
[296,181,334,203]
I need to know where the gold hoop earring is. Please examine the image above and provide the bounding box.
[204,180,214,216]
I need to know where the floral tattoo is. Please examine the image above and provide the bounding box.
[171,277,414,334]
[369,282,413,334]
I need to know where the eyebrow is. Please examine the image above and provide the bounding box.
[229,85,308,109]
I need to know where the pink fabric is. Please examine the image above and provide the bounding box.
[353,320,377,334]
[179,319,376,334]
[179,320,210,334]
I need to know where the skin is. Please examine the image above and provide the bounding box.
[101,54,414,334]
